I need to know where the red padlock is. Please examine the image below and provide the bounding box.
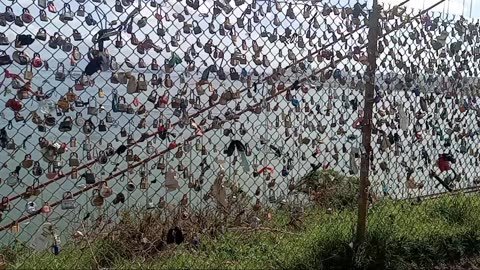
[32,53,43,68]
[155,7,163,21]
[47,2,57,13]
[301,84,309,94]
[160,93,169,105]
[6,98,23,112]
[168,141,177,150]
[323,162,331,170]
[61,143,68,150]
[352,117,363,129]
[21,8,34,24]
[41,203,51,213]
[438,155,451,172]
[415,132,423,142]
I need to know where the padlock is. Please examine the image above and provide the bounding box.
[38,0,47,8]
[22,154,33,168]
[0,197,10,212]
[32,161,43,176]
[58,116,73,132]
[26,201,37,214]
[115,0,123,12]
[46,165,57,180]
[126,180,136,192]
[53,155,63,169]
[87,97,98,115]
[268,190,276,204]
[113,32,124,49]
[71,167,78,179]
[98,151,108,164]
[137,73,148,91]
[6,98,22,112]
[120,128,127,137]
[82,118,95,134]
[10,222,19,233]
[6,172,19,187]
[61,192,76,209]
[24,63,33,80]
[126,149,134,162]
[84,169,95,184]
[98,88,105,98]
[98,120,107,132]
[69,152,80,167]
[41,202,51,213]
[99,181,112,198]
[157,155,166,171]
[140,176,149,190]
[90,190,104,207]
[55,63,65,81]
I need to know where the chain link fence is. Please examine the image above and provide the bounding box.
[0,0,477,268]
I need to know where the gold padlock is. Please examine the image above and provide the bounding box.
[71,168,78,179]
[70,137,77,148]
[10,222,19,233]
[57,96,69,112]
[140,176,149,190]
[98,88,105,98]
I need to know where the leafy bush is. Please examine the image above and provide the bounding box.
[297,169,359,210]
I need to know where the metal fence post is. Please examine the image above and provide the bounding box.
[355,0,379,247]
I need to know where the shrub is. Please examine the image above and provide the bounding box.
[297,169,359,210]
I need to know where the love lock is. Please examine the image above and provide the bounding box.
[61,192,76,210]
[90,190,104,207]
[84,169,95,184]
[52,155,63,170]
[59,3,74,22]
[26,201,37,214]
[438,153,455,172]
[87,97,98,115]
[126,180,136,192]
[55,63,65,81]
[268,190,277,204]
[6,172,19,187]
[6,98,22,112]
[99,181,112,198]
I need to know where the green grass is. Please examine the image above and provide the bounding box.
[5,193,480,269]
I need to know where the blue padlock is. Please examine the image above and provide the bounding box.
[292,97,300,107]
[53,244,60,255]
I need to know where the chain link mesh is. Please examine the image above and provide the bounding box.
[0,0,473,268]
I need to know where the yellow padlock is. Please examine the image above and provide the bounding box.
[98,88,105,98]
[10,222,19,233]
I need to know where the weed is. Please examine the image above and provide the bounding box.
[4,172,480,269]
